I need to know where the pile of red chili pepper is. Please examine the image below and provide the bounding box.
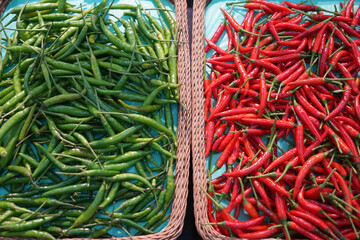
[204,0,360,239]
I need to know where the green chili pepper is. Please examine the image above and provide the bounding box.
[69,181,106,230]
[0,230,56,240]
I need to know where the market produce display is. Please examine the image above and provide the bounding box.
[0,0,180,238]
[204,0,360,239]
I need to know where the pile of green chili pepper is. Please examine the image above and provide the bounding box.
[0,0,180,238]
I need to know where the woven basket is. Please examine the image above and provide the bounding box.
[0,0,191,239]
[191,1,263,239]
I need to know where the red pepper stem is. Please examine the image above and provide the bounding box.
[326,27,336,47]
[238,177,249,205]
[319,168,337,189]
[349,216,360,239]
[320,209,337,225]
[267,79,278,101]
[281,221,291,240]
[330,200,359,220]
[201,221,226,226]
[200,186,225,211]
[268,224,282,229]
[211,165,220,175]
[329,194,360,214]
[247,172,276,179]
[239,27,270,37]
[249,179,259,200]
[275,163,292,183]
[326,153,336,168]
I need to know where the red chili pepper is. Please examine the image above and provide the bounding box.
[242,128,270,135]
[243,56,282,74]
[218,215,266,230]
[221,8,240,32]
[275,22,307,32]
[312,14,352,22]
[207,90,232,121]
[350,40,360,68]
[215,130,241,170]
[244,3,273,13]
[207,196,221,233]
[289,210,332,235]
[324,85,351,121]
[230,177,239,202]
[205,121,215,157]
[280,64,306,86]
[296,37,308,52]
[293,152,328,199]
[252,12,265,28]
[244,10,254,34]
[204,38,229,56]
[225,23,234,52]
[324,124,354,156]
[227,138,239,166]
[247,197,281,224]
[215,107,258,117]
[218,124,235,151]
[338,22,360,39]
[287,221,324,240]
[328,22,352,47]
[292,21,326,41]
[254,171,291,198]
[259,36,275,48]
[237,177,260,219]
[212,134,226,151]
[351,6,360,27]
[287,212,316,232]
[295,91,326,120]
[343,0,355,18]
[268,20,280,41]
[294,102,322,139]
[263,147,297,173]
[335,116,360,132]
[211,175,226,185]
[258,71,267,117]
[207,60,236,70]
[224,134,276,177]
[303,85,326,113]
[227,187,252,211]
[284,1,327,12]
[205,23,226,53]
[332,119,359,158]
[252,179,271,209]
[334,171,353,213]
[276,40,301,47]
[295,122,305,165]
[221,117,295,129]
[263,53,304,63]
[210,54,234,62]
[204,80,212,120]
[234,224,281,239]
[312,23,328,56]
[250,0,294,13]
[260,49,297,56]
[214,210,230,236]
[275,191,291,238]
[355,95,360,120]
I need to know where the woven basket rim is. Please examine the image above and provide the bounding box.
[0,0,191,239]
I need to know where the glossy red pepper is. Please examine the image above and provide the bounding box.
[205,23,226,53]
